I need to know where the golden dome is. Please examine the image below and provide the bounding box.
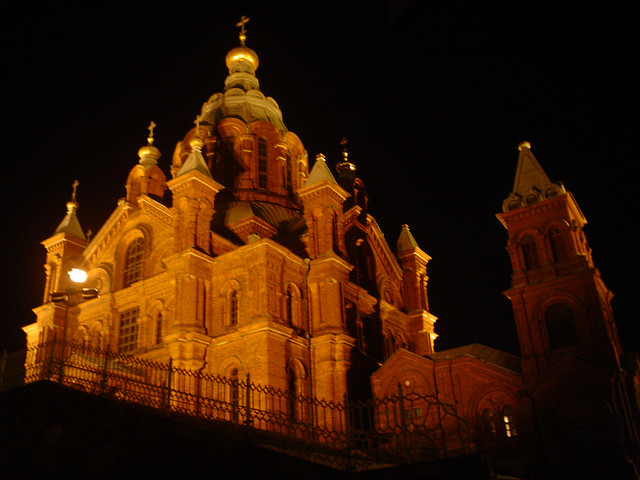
[138,143,161,159]
[189,135,205,150]
[225,46,259,71]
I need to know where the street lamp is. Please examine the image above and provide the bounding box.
[50,268,99,382]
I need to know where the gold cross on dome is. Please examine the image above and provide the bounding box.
[71,179,79,199]
[237,16,250,45]
[147,121,156,144]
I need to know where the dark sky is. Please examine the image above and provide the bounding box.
[2,2,637,354]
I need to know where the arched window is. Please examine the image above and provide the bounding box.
[502,406,517,438]
[229,290,239,327]
[155,312,163,344]
[124,237,145,287]
[230,368,240,423]
[285,152,292,191]
[119,307,139,354]
[549,227,568,262]
[546,303,578,349]
[287,366,298,422]
[286,289,293,327]
[521,235,539,270]
[258,137,268,188]
[482,409,497,440]
[384,331,395,359]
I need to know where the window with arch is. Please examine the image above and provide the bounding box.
[286,360,306,423]
[502,406,517,438]
[258,137,268,188]
[546,303,578,349]
[284,284,302,329]
[124,237,145,287]
[230,368,240,423]
[119,307,139,354]
[482,408,497,440]
[521,235,539,270]
[285,151,292,191]
[229,290,239,327]
[549,226,568,262]
[384,331,395,359]
[155,312,163,345]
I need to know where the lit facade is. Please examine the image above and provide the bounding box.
[22,22,639,477]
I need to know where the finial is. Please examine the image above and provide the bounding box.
[67,180,79,211]
[518,141,531,151]
[316,153,326,163]
[340,137,349,162]
[190,115,205,150]
[336,137,356,173]
[147,121,156,145]
[138,122,161,166]
[237,15,250,46]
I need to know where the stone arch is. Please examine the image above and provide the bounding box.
[283,281,303,330]
[533,292,583,350]
[114,224,152,290]
[221,279,242,328]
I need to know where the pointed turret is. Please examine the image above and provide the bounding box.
[168,117,224,253]
[42,181,88,303]
[54,180,86,241]
[497,142,623,382]
[298,154,349,258]
[396,224,436,354]
[502,141,565,212]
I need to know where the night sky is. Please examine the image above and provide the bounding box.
[2,2,637,355]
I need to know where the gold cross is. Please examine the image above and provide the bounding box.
[237,16,250,45]
[147,121,156,138]
[71,179,79,200]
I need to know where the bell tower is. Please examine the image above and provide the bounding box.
[497,142,623,383]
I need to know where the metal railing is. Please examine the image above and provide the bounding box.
[0,340,473,468]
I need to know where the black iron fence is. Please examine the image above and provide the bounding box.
[0,340,473,468]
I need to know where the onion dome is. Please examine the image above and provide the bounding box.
[200,16,286,132]
[138,121,161,168]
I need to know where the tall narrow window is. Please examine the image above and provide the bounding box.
[124,237,145,287]
[549,227,568,262]
[546,303,578,349]
[230,368,239,423]
[119,307,139,354]
[230,290,238,327]
[482,409,497,440]
[521,235,539,270]
[284,152,292,191]
[287,367,297,422]
[286,289,293,327]
[258,137,268,188]
[155,312,163,344]
[502,406,517,438]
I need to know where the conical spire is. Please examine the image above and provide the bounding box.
[397,224,420,253]
[177,116,213,178]
[502,142,565,212]
[305,153,338,186]
[54,180,86,240]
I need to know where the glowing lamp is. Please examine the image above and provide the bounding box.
[68,268,88,283]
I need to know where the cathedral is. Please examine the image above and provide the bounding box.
[21,18,639,478]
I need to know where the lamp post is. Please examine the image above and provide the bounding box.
[50,268,98,382]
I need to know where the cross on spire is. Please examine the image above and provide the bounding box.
[71,179,79,201]
[147,121,156,144]
[237,15,250,46]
